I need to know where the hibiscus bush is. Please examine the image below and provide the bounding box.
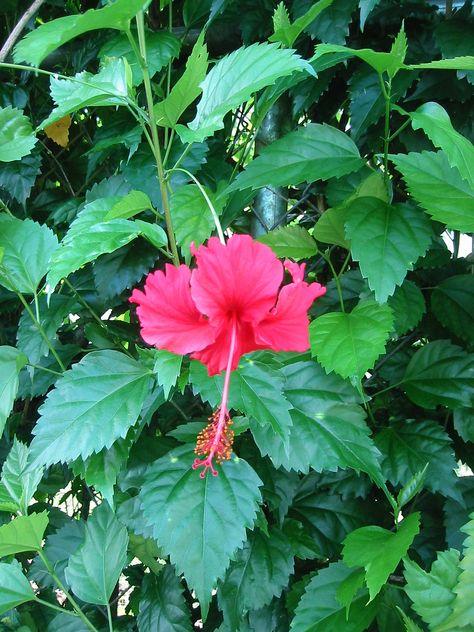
[0,0,474,630]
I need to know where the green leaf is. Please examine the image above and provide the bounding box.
[227,124,364,192]
[431,275,474,344]
[345,199,432,303]
[14,0,152,66]
[437,513,474,631]
[401,340,474,409]
[300,0,357,45]
[29,350,152,468]
[66,501,128,605]
[0,215,58,294]
[134,220,168,250]
[388,281,426,337]
[17,294,72,365]
[390,150,474,232]
[137,566,193,632]
[257,225,317,261]
[0,151,42,204]
[398,610,425,632]
[359,0,381,31]
[343,513,420,601]
[47,198,139,290]
[313,39,405,76]
[314,205,350,248]
[40,58,130,129]
[178,43,312,142]
[99,31,180,86]
[0,561,36,615]
[155,32,208,128]
[29,520,86,589]
[0,346,28,436]
[251,361,382,486]
[153,350,183,399]
[410,102,474,189]
[105,190,153,220]
[396,465,428,510]
[404,549,460,630]
[404,56,474,71]
[453,407,474,444]
[375,419,461,501]
[0,106,36,162]
[170,184,219,258]
[0,512,48,557]
[269,0,334,48]
[218,527,294,628]
[190,355,293,445]
[0,439,43,514]
[139,445,262,618]
[310,299,394,381]
[72,437,131,506]
[291,561,379,631]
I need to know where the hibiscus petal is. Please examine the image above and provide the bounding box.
[254,280,326,352]
[192,317,261,375]
[130,264,216,355]
[190,235,283,324]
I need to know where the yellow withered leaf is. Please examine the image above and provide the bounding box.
[44,115,71,148]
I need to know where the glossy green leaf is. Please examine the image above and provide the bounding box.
[40,58,130,129]
[227,123,364,192]
[0,215,58,294]
[291,561,379,631]
[99,31,180,86]
[343,513,420,600]
[388,280,426,336]
[257,225,317,260]
[404,549,460,630]
[139,445,262,618]
[436,513,474,631]
[29,350,152,468]
[396,465,428,510]
[398,610,425,632]
[178,43,311,142]
[390,150,474,232]
[0,346,28,436]
[29,519,86,589]
[170,184,219,258]
[345,198,432,303]
[359,0,381,30]
[66,501,128,605]
[269,0,334,47]
[155,32,208,128]
[219,527,294,628]
[432,275,474,344]
[0,439,43,514]
[401,340,474,409]
[314,205,350,248]
[375,419,461,501]
[313,37,405,76]
[0,511,48,557]
[190,356,293,444]
[47,198,140,291]
[14,0,152,66]
[0,106,36,162]
[16,294,72,365]
[153,350,183,399]
[0,561,36,615]
[310,299,393,380]
[137,566,193,632]
[105,190,153,220]
[404,56,474,71]
[410,102,474,189]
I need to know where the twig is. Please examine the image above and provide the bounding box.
[0,0,47,62]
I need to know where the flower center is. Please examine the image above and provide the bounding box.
[192,316,238,478]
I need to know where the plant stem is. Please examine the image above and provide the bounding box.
[28,363,63,377]
[134,13,180,266]
[168,167,225,244]
[35,597,77,617]
[38,550,100,632]
[106,602,114,632]
[379,74,392,187]
[321,250,345,312]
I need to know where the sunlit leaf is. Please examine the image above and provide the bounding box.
[0,511,48,557]
[0,561,36,615]
[0,106,36,162]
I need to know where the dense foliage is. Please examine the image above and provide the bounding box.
[0,0,474,630]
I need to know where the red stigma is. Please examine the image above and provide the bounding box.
[192,408,234,478]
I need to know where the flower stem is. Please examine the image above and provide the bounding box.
[106,602,114,632]
[133,13,180,266]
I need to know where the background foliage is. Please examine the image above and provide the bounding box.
[0,0,474,630]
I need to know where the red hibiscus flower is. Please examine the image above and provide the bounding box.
[130,234,325,477]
